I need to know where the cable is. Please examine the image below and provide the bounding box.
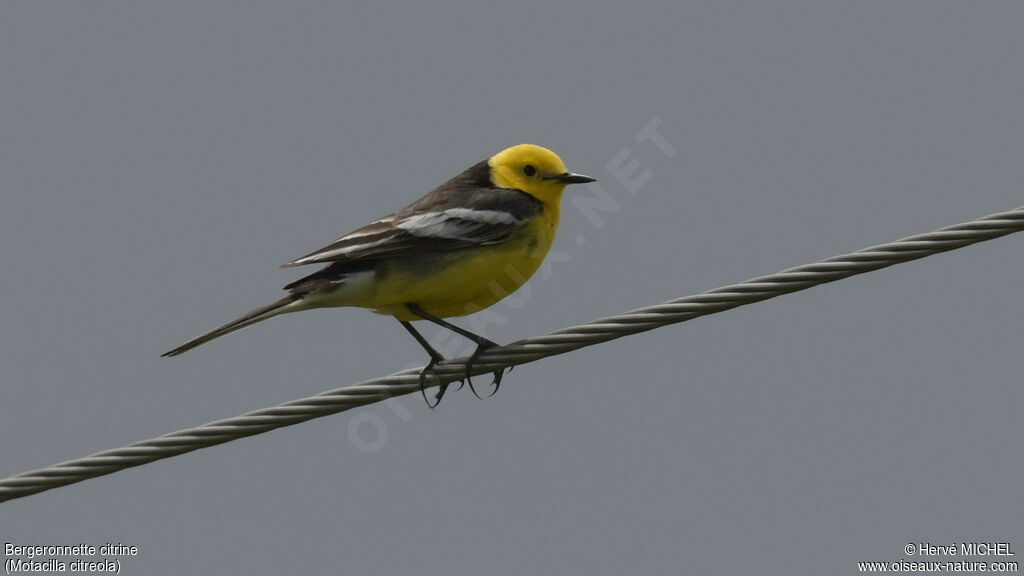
[2,205,1022,503]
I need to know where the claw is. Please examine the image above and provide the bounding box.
[487,368,506,397]
[419,357,444,409]
[433,381,451,404]
[465,376,483,400]
[465,339,501,400]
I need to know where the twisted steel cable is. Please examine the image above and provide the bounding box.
[2,205,1022,503]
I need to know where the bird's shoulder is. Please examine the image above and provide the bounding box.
[400,176,542,222]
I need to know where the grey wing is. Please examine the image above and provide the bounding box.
[280,187,542,268]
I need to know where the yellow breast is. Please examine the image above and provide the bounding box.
[357,210,558,320]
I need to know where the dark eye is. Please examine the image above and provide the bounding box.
[523,164,537,177]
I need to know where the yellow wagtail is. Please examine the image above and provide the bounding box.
[163,143,595,405]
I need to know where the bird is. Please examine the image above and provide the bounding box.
[162,143,595,406]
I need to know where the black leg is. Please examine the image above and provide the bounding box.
[405,303,507,398]
[406,304,499,347]
[399,320,450,408]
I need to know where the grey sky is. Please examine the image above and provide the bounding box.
[2,2,1022,575]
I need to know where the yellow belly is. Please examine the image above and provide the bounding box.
[317,217,557,321]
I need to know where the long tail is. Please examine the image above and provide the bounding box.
[162,295,303,357]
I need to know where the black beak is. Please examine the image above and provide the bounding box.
[548,172,596,184]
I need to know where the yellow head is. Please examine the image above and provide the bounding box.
[488,144,595,207]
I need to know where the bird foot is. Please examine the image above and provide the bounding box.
[464,340,508,399]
